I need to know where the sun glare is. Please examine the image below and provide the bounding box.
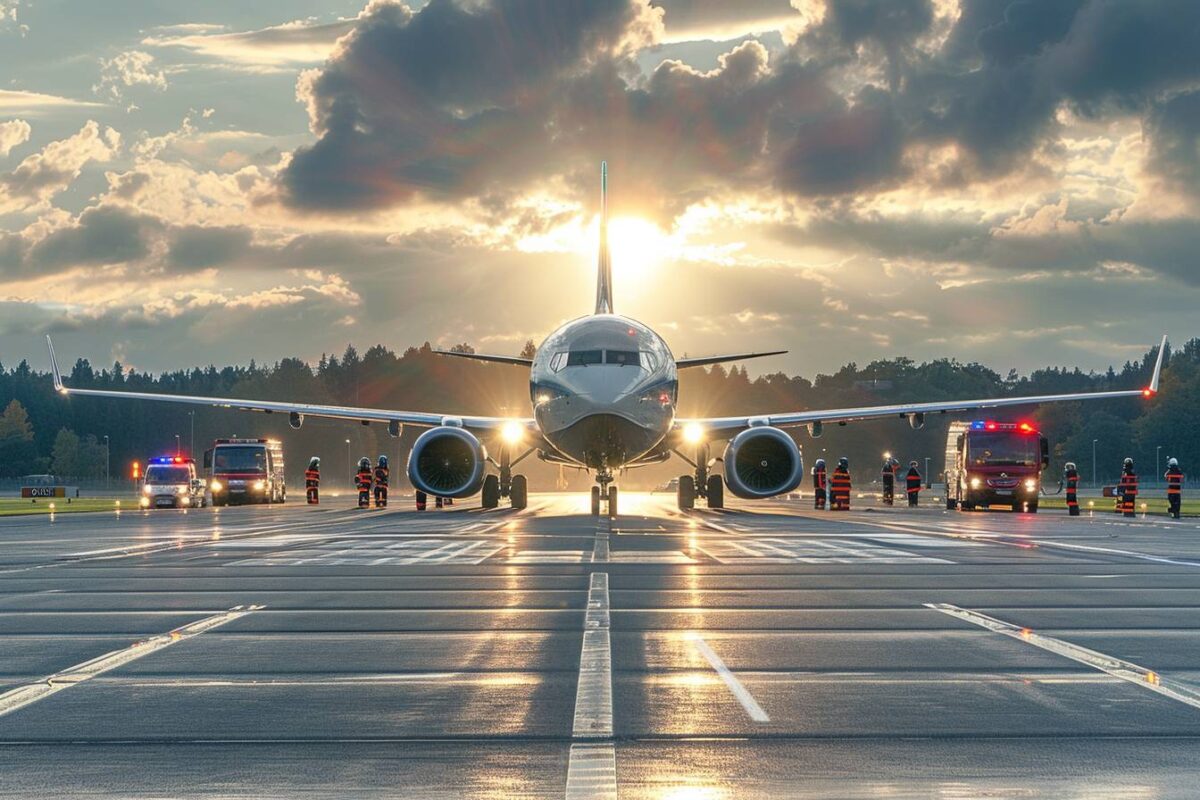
[606,216,672,283]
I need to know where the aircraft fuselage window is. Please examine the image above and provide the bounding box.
[566,350,604,367]
[606,350,640,367]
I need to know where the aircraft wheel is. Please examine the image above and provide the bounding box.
[706,475,724,509]
[590,486,601,516]
[678,475,695,510]
[945,495,956,511]
[482,475,500,509]
[415,490,427,511]
[511,474,528,509]
[608,485,618,517]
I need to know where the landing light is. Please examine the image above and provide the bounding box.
[501,420,524,445]
[683,423,704,445]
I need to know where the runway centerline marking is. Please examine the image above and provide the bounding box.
[0,604,264,720]
[926,603,1200,712]
[566,571,616,800]
[687,633,770,723]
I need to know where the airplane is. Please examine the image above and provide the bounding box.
[46,163,1168,516]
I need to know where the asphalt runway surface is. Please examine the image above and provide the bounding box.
[3,492,1200,799]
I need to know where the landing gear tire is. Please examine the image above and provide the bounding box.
[482,475,500,509]
[678,475,695,510]
[511,474,528,509]
[416,490,427,511]
[608,485,618,517]
[706,475,724,509]
[946,495,956,511]
[590,486,601,516]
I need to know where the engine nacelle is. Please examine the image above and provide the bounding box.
[722,426,804,499]
[909,412,925,430]
[407,426,488,499]
[807,420,823,438]
[387,419,403,438]
[289,412,303,430]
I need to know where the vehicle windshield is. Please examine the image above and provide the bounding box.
[968,432,1039,467]
[566,349,603,367]
[606,350,640,367]
[213,446,267,473]
[145,466,191,483]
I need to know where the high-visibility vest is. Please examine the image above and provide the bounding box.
[906,469,921,493]
[1166,468,1183,496]
[356,469,372,489]
[374,466,389,486]
[813,468,826,490]
[1065,470,1078,505]
[1122,472,1139,497]
[831,469,851,491]
[305,469,319,486]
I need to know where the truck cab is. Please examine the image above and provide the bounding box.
[204,438,286,506]
[945,420,1049,513]
[140,456,206,509]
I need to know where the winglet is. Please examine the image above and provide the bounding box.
[46,335,66,393]
[1147,334,1168,395]
[594,161,613,315]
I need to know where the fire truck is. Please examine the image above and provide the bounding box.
[945,420,1049,513]
[203,438,286,506]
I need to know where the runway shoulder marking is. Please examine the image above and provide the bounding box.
[0,604,263,719]
[927,603,1200,712]
[688,632,770,722]
[566,572,616,799]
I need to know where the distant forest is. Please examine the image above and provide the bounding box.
[0,337,1195,490]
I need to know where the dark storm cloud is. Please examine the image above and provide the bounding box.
[27,206,161,273]
[1147,89,1200,197]
[167,225,255,269]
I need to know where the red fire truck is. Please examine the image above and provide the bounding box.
[203,438,286,506]
[945,420,1049,513]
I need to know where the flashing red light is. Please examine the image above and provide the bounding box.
[1018,422,1033,433]
[985,422,997,431]
[1143,388,1154,397]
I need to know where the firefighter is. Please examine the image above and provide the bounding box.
[831,457,852,511]
[1118,457,1138,518]
[373,455,389,508]
[905,460,922,507]
[1064,461,1080,516]
[304,457,320,505]
[881,456,896,506]
[1165,457,1183,519]
[812,459,827,510]
[355,457,373,509]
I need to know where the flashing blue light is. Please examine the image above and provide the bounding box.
[970,421,985,430]
[150,456,189,465]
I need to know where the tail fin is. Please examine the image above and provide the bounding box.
[595,161,613,314]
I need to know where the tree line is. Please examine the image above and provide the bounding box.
[0,337,1194,489]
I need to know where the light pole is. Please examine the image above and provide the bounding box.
[346,439,352,488]
[175,434,181,457]
[1156,445,1162,487]
[1092,439,1098,488]
[103,435,110,490]
[924,456,930,487]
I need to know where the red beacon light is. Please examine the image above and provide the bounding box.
[985,421,997,431]
[1018,422,1034,433]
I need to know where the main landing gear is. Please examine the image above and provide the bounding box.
[675,441,724,511]
[590,472,619,518]
[481,444,530,510]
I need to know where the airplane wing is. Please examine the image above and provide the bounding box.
[432,350,534,367]
[675,351,787,369]
[46,337,536,436]
[676,335,1168,441]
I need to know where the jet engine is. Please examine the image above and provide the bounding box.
[407,426,488,499]
[289,412,303,430]
[722,426,804,499]
[909,412,925,430]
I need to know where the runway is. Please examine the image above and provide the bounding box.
[3,493,1200,798]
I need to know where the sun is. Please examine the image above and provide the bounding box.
[605,215,672,284]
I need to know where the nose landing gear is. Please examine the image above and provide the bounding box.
[591,472,618,517]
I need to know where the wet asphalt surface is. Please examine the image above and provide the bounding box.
[2,492,1200,798]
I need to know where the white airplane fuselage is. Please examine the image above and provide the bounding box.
[530,314,678,473]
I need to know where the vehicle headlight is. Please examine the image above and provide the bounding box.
[969,477,982,489]
[1024,479,1037,491]
[253,480,265,491]
[139,496,150,507]
[177,486,189,495]
[142,484,153,495]
[210,480,223,492]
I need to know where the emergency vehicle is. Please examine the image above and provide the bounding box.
[140,456,206,509]
[203,439,286,506]
[945,420,1049,513]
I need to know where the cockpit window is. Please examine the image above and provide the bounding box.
[566,350,603,367]
[606,350,640,367]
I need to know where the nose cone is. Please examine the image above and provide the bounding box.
[560,365,644,405]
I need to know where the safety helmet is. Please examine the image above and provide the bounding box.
[910,460,918,467]
[378,455,388,467]
[838,457,849,468]
[358,457,371,470]
[1124,457,1134,467]
[1168,457,1179,467]
[1065,462,1076,470]
[814,458,825,467]
[308,457,320,469]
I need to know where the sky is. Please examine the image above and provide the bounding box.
[0,0,1197,380]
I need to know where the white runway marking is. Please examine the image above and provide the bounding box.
[566,572,616,799]
[231,538,503,566]
[0,604,263,719]
[927,603,1200,712]
[688,633,770,723]
[697,537,951,564]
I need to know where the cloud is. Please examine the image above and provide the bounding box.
[143,17,359,68]
[0,89,104,113]
[0,121,121,213]
[0,119,31,156]
[651,0,803,42]
[95,51,168,101]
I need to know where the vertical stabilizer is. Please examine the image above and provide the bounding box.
[595,161,613,314]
